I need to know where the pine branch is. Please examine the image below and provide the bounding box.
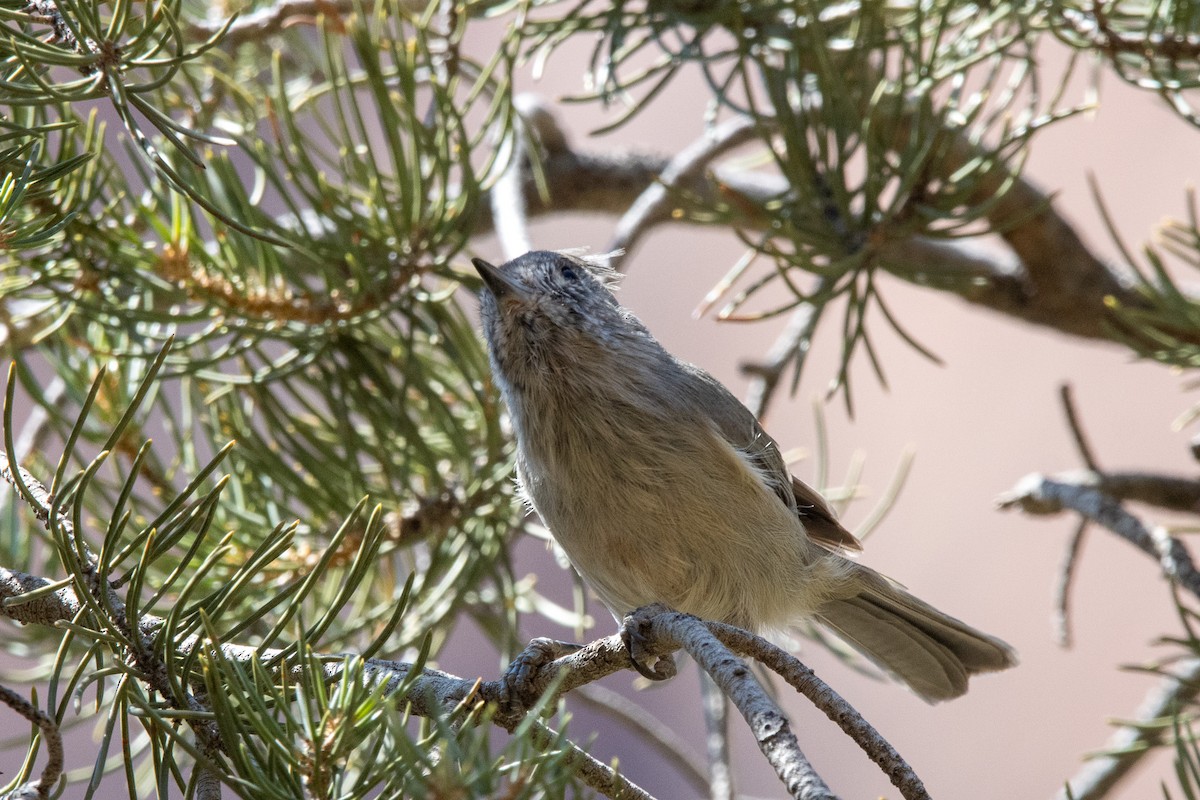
[997,389,1200,799]
[1055,658,1200,800]
[0,547,927,800]
[481,97,1156,346]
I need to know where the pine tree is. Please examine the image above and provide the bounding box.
[2,1,1200,798]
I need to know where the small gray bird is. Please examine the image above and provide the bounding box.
[473,249,1016,702]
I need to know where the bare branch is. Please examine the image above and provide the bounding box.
[1053,519,1089,649]
[1000,469,1200,517]
[709,622,931,800]
[997,474,1200,600]
[526,721,657,800]
[1051,385,1097,648]
[623,605,837,800]
[1060,384,1101,471]
[605,116,760,270]
[741,294,827,421]
[0,684,63,800]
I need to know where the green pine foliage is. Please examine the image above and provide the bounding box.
[2,0,1200,797]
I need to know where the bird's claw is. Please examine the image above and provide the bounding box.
[499,637,582,714]
[620,604,677,681]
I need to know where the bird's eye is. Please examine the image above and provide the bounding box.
[560,264,578,281]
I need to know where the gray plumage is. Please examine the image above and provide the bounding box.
[473,250,1015,703]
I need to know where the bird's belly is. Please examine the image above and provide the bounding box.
[518,430,849,630]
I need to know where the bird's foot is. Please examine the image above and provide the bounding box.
[499,637,582,714]
[621,603,678,681]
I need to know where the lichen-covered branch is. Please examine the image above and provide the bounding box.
[997,473,1200,601]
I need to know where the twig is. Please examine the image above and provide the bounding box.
[997,475,1200,600]
[1053,385,1097,648]
[1055,658,1200,800]
[700,670,735,800]
[996,468,1200,515]
[741,291,828,421]
[1087,471,1200,513]
[708,622,931,800]
[526,721,656,800]
[1060,384,1101,470]
[1054,518,1088,648]
[605,116,760,270]
[574,683,710,797]
[0,683,64,799]
[490,95,535,260]
[624,605,837,800]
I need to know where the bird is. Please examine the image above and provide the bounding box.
[472,249,1016,702]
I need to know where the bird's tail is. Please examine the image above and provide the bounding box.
[814,568,1016,703]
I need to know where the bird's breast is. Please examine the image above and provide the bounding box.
[510,396,840,628]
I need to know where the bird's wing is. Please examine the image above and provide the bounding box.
[679,362,863,555]
[789,474,863,554]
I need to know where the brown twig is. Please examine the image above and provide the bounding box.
[1053,518,1089,649]
[741,293,828,421]
[1060,384,1101,471]
[1053,385,1098,648]
[605,116,761,271]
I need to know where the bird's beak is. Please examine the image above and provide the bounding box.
[472,258,526,300]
